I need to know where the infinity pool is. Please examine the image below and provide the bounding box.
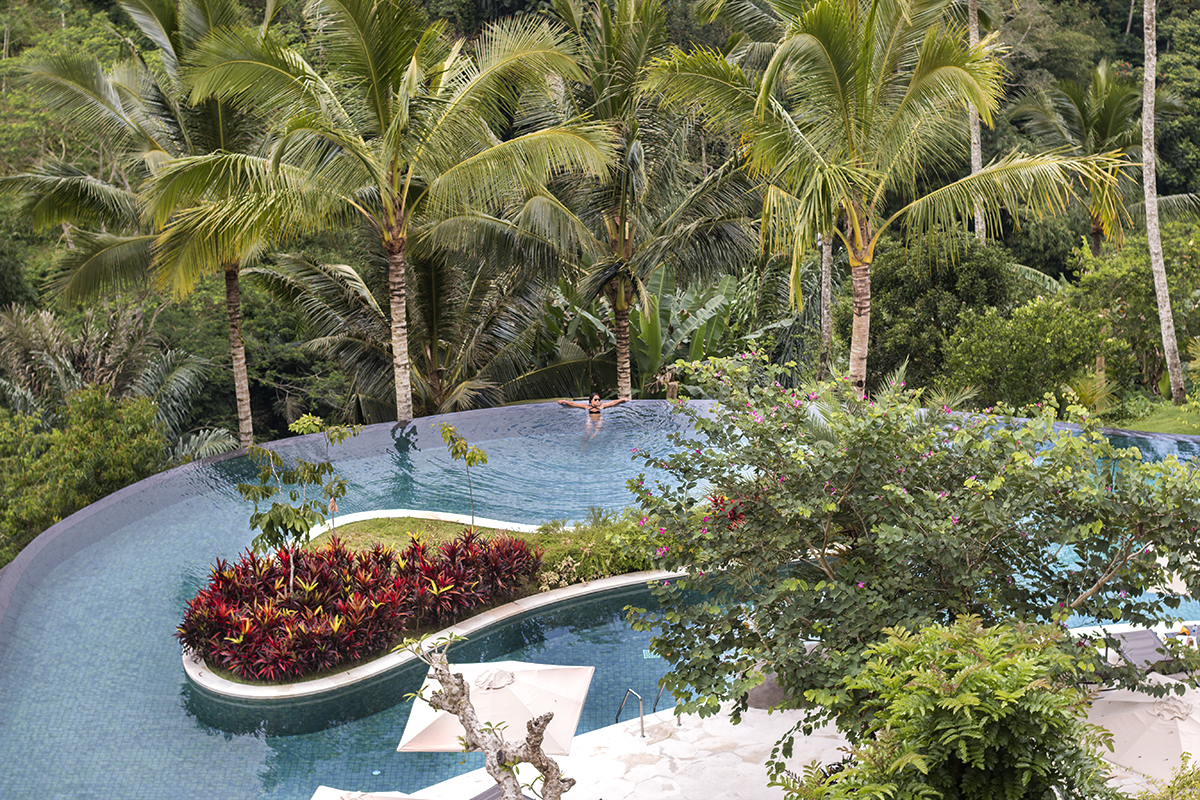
[2,404,1198,799]
[0,402,690,800]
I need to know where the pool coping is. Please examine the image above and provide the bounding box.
[182,514,677,702]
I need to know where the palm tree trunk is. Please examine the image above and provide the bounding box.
[820,234,833,377]
[969,0,985,240]
[606,277,634,400]
[848,257,871,392]
[1090,214,1105,257]
[388,240,415,419]
[1143,0,1186,404]
[224,264,253,447]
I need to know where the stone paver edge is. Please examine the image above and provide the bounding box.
[182,510,678,702]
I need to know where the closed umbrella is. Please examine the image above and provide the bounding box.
[1087,679,1200,780]
[397,662,595,756]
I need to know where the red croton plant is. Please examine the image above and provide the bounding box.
[177,532,541,681]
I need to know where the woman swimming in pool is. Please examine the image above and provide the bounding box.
[558,393,627,438]
[557,392,628,414]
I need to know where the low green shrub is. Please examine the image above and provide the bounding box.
[533,507,654,587]
[1102,392,1160,426]
[780,618,1117,800]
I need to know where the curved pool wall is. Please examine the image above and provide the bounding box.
[0,401,692,800]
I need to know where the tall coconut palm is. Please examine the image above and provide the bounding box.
[649,0,1127,391]
[437,0,757,399]
[968,0,985,240]
[1143,0,1186,404]
[2,0,271,446]
[146,0,614,420]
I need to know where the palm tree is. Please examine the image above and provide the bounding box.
[3,0,270,446]
[650,0,1126,391]
[1008,60,1180,256]
[440,0,757,399]
[0,303,236,459]
[146,0,614,420]
[1143,0,1186,404]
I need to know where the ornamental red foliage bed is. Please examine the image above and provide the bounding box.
[176,531,542,682]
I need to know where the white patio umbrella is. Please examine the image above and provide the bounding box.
[1087,678,1200,781]
[397,661,595,756]
[309,786,428,800]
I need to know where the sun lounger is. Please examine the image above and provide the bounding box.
[1112,630,1172,671]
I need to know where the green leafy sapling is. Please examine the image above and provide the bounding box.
[438,423,488,530]
[236,414,361,591]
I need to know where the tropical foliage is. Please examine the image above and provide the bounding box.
[177,532,542,681]
[777,619,1118,800]
[0,387,167,565]
[630,355,1200,758]
[147,0,613,421]
[3,0,278,446]
[649,0,1124,391]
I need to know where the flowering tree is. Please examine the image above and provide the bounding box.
[631,355,1200,759]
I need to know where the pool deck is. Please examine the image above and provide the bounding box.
[415,704,847,800]
[399,705,1157,800]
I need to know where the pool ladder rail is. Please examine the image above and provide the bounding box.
[615,685,680,738]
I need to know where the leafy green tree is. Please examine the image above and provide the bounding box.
[779,619,1118,800]
[649,0,1126,393]
[941,295,1106,407]
[438,422,486,528]
[148,0,613,421]
[236,413,358,590]
[0,386,166,566]
[1158,10,1200,196]
[1072,222,1200,393]
[631,355,1200,759]
[832,233,1020,392]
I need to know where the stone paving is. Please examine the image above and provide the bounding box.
[416,706,848,800]
[408,705,1162,800]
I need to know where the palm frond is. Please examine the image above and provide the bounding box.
[48,232,155,302]
[895,149,1131,247]
[1,161,142,231]
[133,348,212,438]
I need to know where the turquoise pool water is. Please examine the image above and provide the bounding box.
[1,403,1197,799]
[0,402,690,800]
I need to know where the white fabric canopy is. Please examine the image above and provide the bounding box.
[397,661,595,756]
[1088,676,1200,780]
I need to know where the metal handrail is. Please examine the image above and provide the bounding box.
[652,684,681,727]
[615,688,645,737]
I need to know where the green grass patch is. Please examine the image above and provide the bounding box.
[308,508,657,591]
[309,516,527,551]
[1113,402,1200,435]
